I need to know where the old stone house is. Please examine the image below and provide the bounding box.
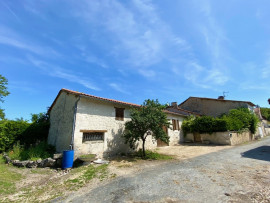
[179,96,255,117]
[48,89,195,157]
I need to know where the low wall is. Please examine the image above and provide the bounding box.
[265,128,270,136]
[185,131,253,145]
[201,132,230,145]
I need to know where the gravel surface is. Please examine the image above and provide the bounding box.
[63,137,270,203]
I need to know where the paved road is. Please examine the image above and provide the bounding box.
[64,137,270,203]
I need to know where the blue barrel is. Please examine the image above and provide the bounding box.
[62,150,74,169]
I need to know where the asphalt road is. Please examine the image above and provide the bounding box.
[63,137,270,203]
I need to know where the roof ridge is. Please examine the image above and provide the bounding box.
[61,88,141,107]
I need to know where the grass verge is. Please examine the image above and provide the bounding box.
[0,156,22,195]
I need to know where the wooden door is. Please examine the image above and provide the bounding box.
[157,126,169,147]
[194,132,202,142]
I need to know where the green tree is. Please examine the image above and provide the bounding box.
[0,75,10,119]
[123,99,170,157]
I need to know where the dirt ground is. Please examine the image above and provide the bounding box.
[108,143,231,177]
[65,138,270,203]
[0,143,232,202]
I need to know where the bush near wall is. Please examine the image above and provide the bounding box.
[261,108,270,121]
[0,120,30,152]
[182,108,259,135]
[0,113,50,153]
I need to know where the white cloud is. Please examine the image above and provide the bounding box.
[71,0,190,77]
[27,56,101,91]
[109,83,129,94]
[0,26,61,58]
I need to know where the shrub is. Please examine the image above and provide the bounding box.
[182,108,259,135]
[7,141,55,161]
[0,112,50,152]
[20,113,50,146]
[261,108,270,121]
[0,119,30,152]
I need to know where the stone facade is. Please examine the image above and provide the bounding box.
[179,97,254,117]
[48,90,186,158]
[48,92,78,153]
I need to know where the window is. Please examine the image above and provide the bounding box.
[82,132,104,142]
[115,107,125,121]
[172,119,180,131]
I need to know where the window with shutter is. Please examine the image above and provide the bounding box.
[172,119,176,130]
[176,120,180,130]
[115,107,125,121]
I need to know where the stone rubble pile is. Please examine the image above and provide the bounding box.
[2,153,62,168]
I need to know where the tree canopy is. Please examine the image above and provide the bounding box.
[123,99,170,157]
[0,74,10,119]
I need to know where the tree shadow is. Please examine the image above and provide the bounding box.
[241,146,270,162]
[103,126,138,161]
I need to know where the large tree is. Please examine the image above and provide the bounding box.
[0,75,10,119]
[124,99,170,157]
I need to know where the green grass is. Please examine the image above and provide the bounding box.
[79,154,96,159]
[0,156,22,195]
[135,150,174,160]
[65,164,109,190]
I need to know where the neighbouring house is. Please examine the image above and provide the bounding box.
[178,96,256,117]
[48,89,196,158]
[180,96,269,144]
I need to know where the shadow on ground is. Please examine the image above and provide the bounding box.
[241,145,270,162]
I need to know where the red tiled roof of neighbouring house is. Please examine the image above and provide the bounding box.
[179,96,255,107]
[165,106,201,117]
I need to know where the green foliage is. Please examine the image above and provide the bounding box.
[124,99,170,157]
[8,141,55,161]
[0,74,10,120]
[0,112,50,152]
[135,149,173,160]
[260,107,270,121]
[21,112,50,146]
[0,119,30,152]
[182,108,259,134]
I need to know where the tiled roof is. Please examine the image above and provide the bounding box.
[49,89,199,117]
[179,96,255,107]
[48,88,141,112]
[165,107,201,117]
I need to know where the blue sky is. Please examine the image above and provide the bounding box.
[1,0,270,120]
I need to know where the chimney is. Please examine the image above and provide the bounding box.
[218,96,224,100]
[171,102,178,108]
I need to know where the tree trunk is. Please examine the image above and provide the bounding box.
[142,138,146,158]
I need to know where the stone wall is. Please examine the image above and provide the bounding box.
[73,97,186,158]
[48,92,78,153]
[185,131,253,145]
[265,128,270,136]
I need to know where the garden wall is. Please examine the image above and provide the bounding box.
[185,131,253,145]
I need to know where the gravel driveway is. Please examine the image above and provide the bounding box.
[63,137,270,203]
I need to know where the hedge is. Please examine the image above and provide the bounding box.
[0,113,50,152]
[182,108,259,135]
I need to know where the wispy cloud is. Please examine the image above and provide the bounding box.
[27,56,101,91]
[109,83,129,94]
[71,0,190,78]
[0,26,61,58]
[0,1,20,22]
